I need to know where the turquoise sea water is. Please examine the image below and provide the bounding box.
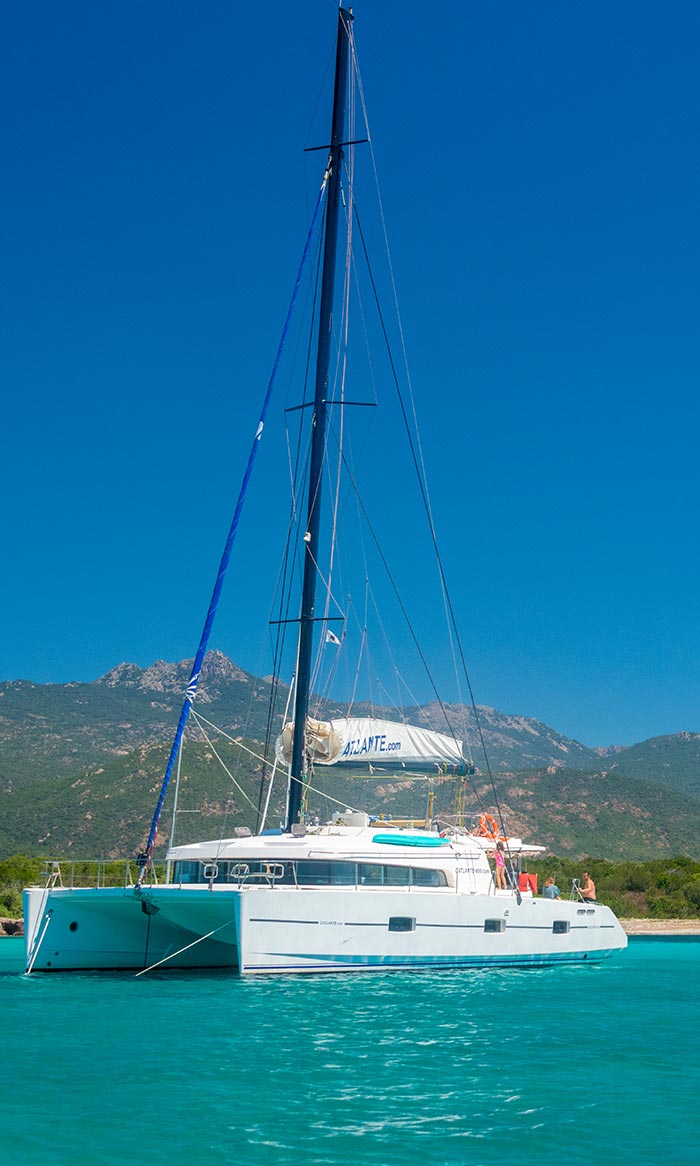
[2,937,698,1166]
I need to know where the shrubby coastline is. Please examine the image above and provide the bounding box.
[2,854,700,926]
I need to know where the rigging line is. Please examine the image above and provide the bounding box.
[189,710,260,811]
[365,581,417,721]
[139,177,330,874]
[268,188,328,750]
[282,194,326,416]
[348,50,473,751]
[312,174,355,695]
[316,422,374,719]
[266,429,312,686]
[268,430,313,649]
[257,662,293,830]
[297,160,358,662]
[304,543,347,627]
[346,587,368,717]
[259,670,295,832]
[340,442,458,737]
[135,919,234,977]
[26,908,53,975]
[209,662,272,850]
[295,776,361,815]
[390,663,427,725]
[298,301,350,711]
[192,711,272,770]
[349,205,497,816]
[345,25,472,743]
[259,237,322,826]
[338,446,489,812]
[350,40,467,723]
[260,148,329,826]
[372,672,405,716]
[366,566,466,743]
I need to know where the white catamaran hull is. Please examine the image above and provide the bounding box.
[24,884,627,975]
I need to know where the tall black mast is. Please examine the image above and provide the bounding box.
[285,7,353,830]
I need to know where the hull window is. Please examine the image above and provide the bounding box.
[484,918,506,933]
[388,916,416,932]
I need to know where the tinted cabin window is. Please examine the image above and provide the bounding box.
[413,867,446,888]
[174,858,447,888]
[553,920,570,934]
[295,861,332,885]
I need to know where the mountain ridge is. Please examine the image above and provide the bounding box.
[1,652,698,860]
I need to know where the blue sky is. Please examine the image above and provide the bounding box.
[2,0,699,748]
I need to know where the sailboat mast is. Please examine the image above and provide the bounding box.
[285,7,353,830]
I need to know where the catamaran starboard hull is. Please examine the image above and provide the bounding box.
[24,884,627,974]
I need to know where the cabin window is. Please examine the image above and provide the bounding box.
[295,861,331,885]
[388,916,416,932]
[484,918,506,933]
[295,861,357,886]
[412,867,446,888]
[553,920,570,934]
[172,858,447,888]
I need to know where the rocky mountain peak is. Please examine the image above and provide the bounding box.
[96,663,145,689]
[96,651,251,700]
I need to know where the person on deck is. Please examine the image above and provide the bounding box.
[579,872,597,902]
[543,876,560,899]
[494,841,507,890]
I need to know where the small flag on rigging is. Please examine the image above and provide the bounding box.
[325,629,341,646]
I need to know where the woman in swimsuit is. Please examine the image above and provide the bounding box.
[494,840,507,890]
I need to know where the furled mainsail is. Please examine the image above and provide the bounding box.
[276,717,464,770]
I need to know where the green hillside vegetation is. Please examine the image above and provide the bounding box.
[2,739,700,865]
[2,654,699,864]
[0,654,612,795]
[606,733,700,799]
[0,669,276,788]
[0,740,270,859]
[485,766,700,859]
[3,853,699,923]
[524,856,700,920]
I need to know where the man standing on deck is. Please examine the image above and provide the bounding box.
[579,872,597,903]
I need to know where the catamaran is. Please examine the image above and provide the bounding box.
[23,7,627,975]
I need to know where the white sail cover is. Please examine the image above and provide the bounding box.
[275,717,464,770]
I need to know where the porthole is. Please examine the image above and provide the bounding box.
[69,921,79,932]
